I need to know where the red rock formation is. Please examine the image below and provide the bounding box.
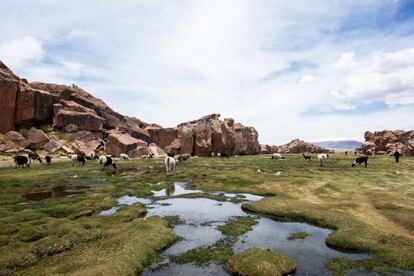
[106,132,147,157]
[146,127,178,149]
[277,139,331,154]
[0,60,262,157]
[55,110,104,131]
[170,114,260,157]
[359,130,414,156]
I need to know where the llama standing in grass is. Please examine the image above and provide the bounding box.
[119,153,130,160]
[99,155,117,169]
[302,153,311,160]
[317,154,328,166]
[70,154,86,166]
[352,156,368,168]
[271,153,285,160]
[165,156,176,175]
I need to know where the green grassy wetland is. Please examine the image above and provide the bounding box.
[0,153,413,275]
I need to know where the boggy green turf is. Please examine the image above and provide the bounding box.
[0,154,413,275]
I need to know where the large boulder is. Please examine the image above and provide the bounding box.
[106,133,147,157]
[14,87,53,127]
[147,127,178,149]
[123,117,150,142]
[148,143,165,157]
[54,110,104,132]
[193,119,212,156]
[178,126,193,154]
[277,139,331,154]
[43,140,62,153]
[127,145,149,158]
[25,127,49,148]
[0,80,18,133]
[358,129,414,156]
[3,131,27,147]
[260,144,271,154]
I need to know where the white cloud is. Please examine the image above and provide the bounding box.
[299,74,315,83]
[0,36,43,69]
[0,0,413,144]
[331,48,414,105]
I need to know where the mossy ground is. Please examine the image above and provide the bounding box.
[227,247,296,276]
[217,216,258,237]
[0,154,413,275]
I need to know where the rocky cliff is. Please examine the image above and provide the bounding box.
[358,130,414,156]
[261,139,332,154]
[0,60,260,157]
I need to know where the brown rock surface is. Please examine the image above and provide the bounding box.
[359,130,414,156]
[106,133,147,157]
[277,139,331,154]
[14,87,53,127]
[25,127,49,147]
[177,126,193,154]
[174,114,260,157]
[148,143,165,157]
[54,110,104,131]
[3,131,27,147]
[147,127,178,149]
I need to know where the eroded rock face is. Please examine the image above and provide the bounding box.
[169,114,260,157]
[55,110,104,132]
[25,127,49,148]
[359,130,414,156]
[147,127,178,149]
[14,87,53,127]
[106,132,147,157]
[0,80,18,133]
[277,139,331,153]
[3,131,26,147]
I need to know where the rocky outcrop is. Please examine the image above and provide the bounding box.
[0,60,261,158]
[147,127,178,149]
[358,130,414,156]
[106,132,147,157]
[277,139,332,154]
[166,114,260,157]
[54,110,104,132]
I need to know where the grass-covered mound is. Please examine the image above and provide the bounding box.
[227,248,295,276]
[217,216,258,237]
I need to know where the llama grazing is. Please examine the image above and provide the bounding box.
[45,155,51,165]
[70,154,86,166]
[14,155,30,168]
[211,152,215,157]
[352,156,368,168]
[271,153,285,160]
[165,156,176,175]
[100,155,117,169]
[317,153,329,166]
[28,152,42,163]
[217,153,221,158]
[220,153,229,158]
[178,154,191,164]
[119,153,130,160]
[302,153,311,160]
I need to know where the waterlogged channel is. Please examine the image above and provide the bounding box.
[99,182,370,275]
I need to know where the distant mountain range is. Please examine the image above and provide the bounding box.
[312,140,362,151]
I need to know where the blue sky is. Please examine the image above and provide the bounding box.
[1,0,414,144]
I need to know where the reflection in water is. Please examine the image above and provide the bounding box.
[152,182,202,197]
[141,183,371,276]
[166,182,176,196]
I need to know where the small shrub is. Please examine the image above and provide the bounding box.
[0,134,4,144]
